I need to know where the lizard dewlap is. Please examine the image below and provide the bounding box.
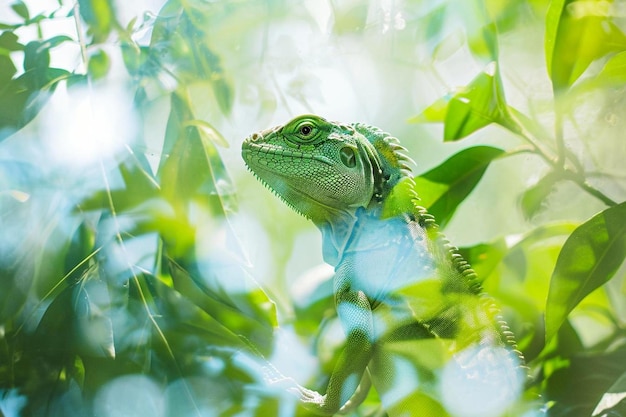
[242,114,526,417]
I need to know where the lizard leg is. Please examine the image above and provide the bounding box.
[338,369,372,414]
[298,288,375,415]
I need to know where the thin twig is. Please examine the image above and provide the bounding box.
[504,108,618,207]
[554,108,566,168]
[73,2,89,71]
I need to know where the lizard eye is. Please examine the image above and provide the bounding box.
[340,147,356,168]
[282,116,327,146]
[293,122,319,142]
[299,125,313,136]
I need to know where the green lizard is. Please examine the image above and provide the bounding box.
[241,115,526,417]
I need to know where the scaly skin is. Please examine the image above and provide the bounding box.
[242,115,526,416]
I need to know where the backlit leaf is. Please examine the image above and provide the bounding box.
[457,0,498,62]
[1,39,71,130]
[11,1,29,20]
[149,7,234,115]
[546,202,626,339]
[414,146,505,227]
[407,95,450,124]
[78,0,116,43]
[546,0,626,92]
[571,51,626,94]
[520,171,565,220]
[458,239,507,281]
[546,343,626,416]
[332,2,368,34]
[183,119,229,148]
[444,63,508,141]
[168,259,276,354]
[88,49,110,80]
[0,31,23,52]
[0,55,16,85]
[159,92,236,218]
[78,156,160,213]
[73,275,116,359]
[0,66,70,140]
[410,63,511,141]
[592,372,626,417]
[595,51,626,84]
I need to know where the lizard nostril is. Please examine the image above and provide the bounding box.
[251,133,260,141]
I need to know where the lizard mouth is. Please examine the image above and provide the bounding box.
[240,159,313,219]
[241,145,347,222]
[241,141,334,166]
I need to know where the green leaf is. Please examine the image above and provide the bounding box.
[592,372,626,417]
[444,63,508,140]
[23,40,50,74]
[160,92,236,217]
[149,8,234,115]
[0,54,16,84]
[41,35,73,50]
[78,156,160,213]
[414,146,505,227]
[571,51,626,94]
[168,259,276,354]
[520,171,565,220]
[407,95,451,124]
[0,31,23,52]
[183,119,229,148]
[142,271,248,350]
[421,0,497,64]
[545,0,626,92]
[546,343,626,417]
[33,284,76,356]
[332,2,368,34]
[423,4,448,51]
[88,49,110,80]
[64,221,95,277]
[546,202,626,340]
[410,64,511,141]
[11,1,29,20]
[457,0,498,62]
[121,42,153,77]
[73,274,116,358]
[22,37,71,88]
[595,51,626,84]
[78,0,116,43]
[212,76,233,116]
[0,66,70,140]
[458,239,508,281]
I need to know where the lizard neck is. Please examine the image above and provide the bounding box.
[316,206,383,267]
[316,211,357,267]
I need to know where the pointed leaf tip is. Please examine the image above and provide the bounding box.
[546,202,626,340]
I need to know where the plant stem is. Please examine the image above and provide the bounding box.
[73,2,89,71]
[504,108,618,207]
[554,103,566,167]
[563,170,619,207]
[503,108,557,165]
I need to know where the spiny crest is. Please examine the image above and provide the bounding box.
[410,205,526,366]
[352,123,416,201]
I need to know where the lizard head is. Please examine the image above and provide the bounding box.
[242,114,413,224]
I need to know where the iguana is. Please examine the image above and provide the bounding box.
[241,115,527,417]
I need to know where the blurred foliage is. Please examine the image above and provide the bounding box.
[0,0,625,416]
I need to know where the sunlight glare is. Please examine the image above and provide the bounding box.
[439,346,525,417]
[94,375,164,417]
[41,85,137,171]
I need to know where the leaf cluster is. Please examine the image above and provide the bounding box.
[407,1,626,415]
[0,0,624,416]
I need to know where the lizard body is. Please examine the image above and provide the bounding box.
[242,115,526,416]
